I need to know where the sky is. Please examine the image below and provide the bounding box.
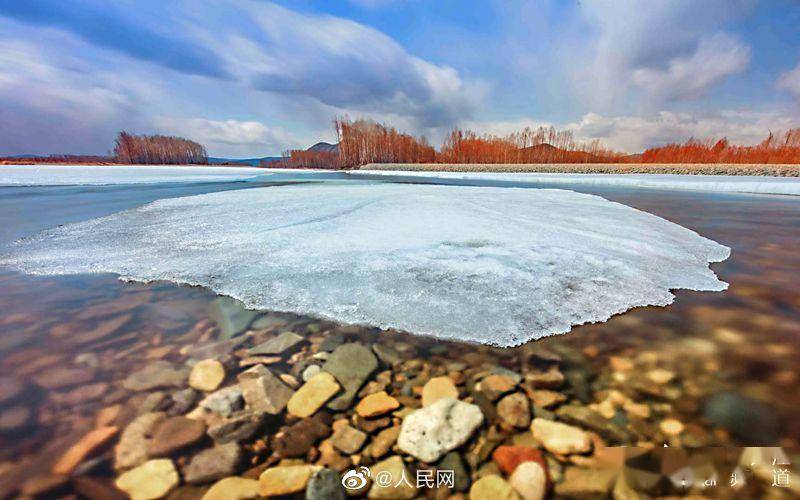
[1,0,799,157]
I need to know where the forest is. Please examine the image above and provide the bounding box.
[281,117,800,169]
[640,129,800,164]
[113,132,208,165]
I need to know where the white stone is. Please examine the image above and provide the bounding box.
[509,461,547,500]
[397,397,483,462]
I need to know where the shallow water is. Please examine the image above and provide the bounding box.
[1,171,799,496]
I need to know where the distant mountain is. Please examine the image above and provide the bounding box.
[307,142,339,154]
[208,156,283,167]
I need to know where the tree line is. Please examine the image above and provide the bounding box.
[280,117,800,168]
[280,117,623,168]
[114,132,208,165]
[640,129,800,163]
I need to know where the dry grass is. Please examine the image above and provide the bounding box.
[359,163,800,176]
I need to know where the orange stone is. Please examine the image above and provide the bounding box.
[52,426,118,475]
[355,391,400,417]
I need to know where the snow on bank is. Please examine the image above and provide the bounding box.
[0,183,730,346]
[352,170,800,196]
[0,165,269,186]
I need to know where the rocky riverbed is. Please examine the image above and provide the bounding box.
[1,282,798,499]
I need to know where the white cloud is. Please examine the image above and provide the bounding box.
[153,117,308,157]
[778,62,800,98]
[466,110,799,154]
[573,0,752,108]
[631,34,750,100]
[183,1,482,128]
[0,1,482,155]
[0,35,152,155]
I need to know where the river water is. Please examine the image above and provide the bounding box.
[1,170,798,497]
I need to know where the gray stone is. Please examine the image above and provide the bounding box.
[251,313,291,331]
[199,386,244,417]
[397,398,484,462]
[302,364,322,382]
[306,468,345,500]
[248,331,305,356]
[322,343,378,411]
[186,336,247,361]
[438,452,470,492]
[319,334,345,352]
[169,388,198,416]
[207,297,257,339]
[122,361,189,392]
[372,344,404,366]
[139,392,169,414]
[237,365,294,414]
[330,424,367,455]
[184,442,242,484]
[207,411,266,444]
[115,412,165,470]
[703,392,779,444]
[496,392,531,428]
[555,467,617,498]
[557,405,634,444]
[488,366,523,384]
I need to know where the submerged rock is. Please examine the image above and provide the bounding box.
[123,362,189,392]
[397,397,483,462]
[259,465,322,497]
[530,418,591,455]
[189,359,226,392]
[368,456,417,499]
[469,475,520,500]
[115,412,165,470]
[509,461,547,500]
[115,459,178,499]
[207,411,266,444]
[274,412,332,458]
[184,443,242,484]
[703,391,780,444]
[421,376,458,407]
[323,343,378,411]
[52,426,118,475]
[438,451,470,492]
[496,392,531,428]
[248,331,304,355]
[237,365,294,415]
[287,372,340,418]
[203,477,260,500]
[199,386,244,417]
[330,423,367,455]
[207,297,257,339]
[147,416,206,457]
[306,468,345,500]
[355,391,399,418]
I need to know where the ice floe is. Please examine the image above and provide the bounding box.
[0,165,268,186]
[0,184,730,346]
[352,170,800,196]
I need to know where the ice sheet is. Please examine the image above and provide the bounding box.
[0,184,730,346]
[352,170,800,196]
[0,165,268,186]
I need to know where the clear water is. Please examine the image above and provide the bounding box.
[1,171,799,490]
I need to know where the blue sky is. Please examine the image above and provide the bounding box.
[1,0,799,157]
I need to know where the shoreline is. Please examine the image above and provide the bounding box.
[359,162,800,176]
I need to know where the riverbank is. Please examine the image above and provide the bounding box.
[351,170,800,196]
[360,163,800,176]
